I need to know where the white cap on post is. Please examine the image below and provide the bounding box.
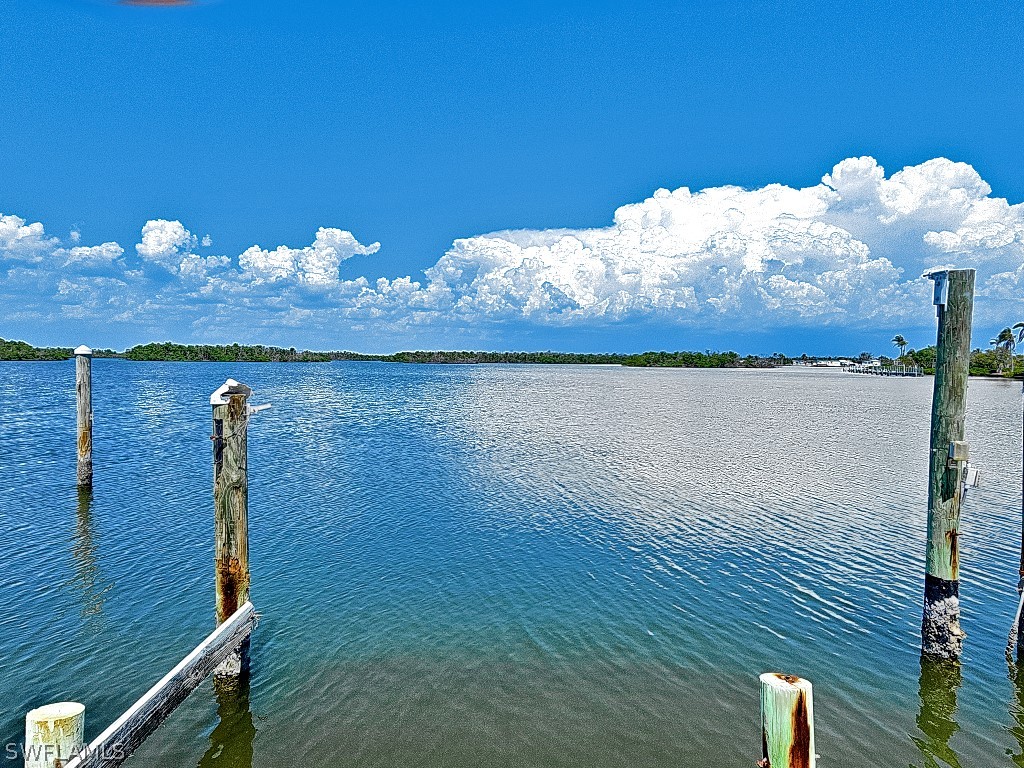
[25,701,85,768]
[210,378,253,406]
[73,345,92,357]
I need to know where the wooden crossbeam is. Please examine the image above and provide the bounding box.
[63,602,256,768]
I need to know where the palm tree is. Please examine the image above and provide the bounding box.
[991,327,1017,375]
[991,334,1005,374]
[892,334,908,360]
[1013,322,1024,375]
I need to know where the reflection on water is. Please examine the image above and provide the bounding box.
[2,362,1023,767]
[69,487,112,623]
[913,657,963,768]
[1008,662,1024,767]
[200,673,255,768]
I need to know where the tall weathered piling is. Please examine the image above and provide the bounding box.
[211,379,252,677]
[922,268,975,660]
[759,673,815,768]
[75,345,93,487]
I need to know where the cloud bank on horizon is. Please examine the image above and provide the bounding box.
[1,156,1022,347]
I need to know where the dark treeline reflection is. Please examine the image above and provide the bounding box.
[1008,656,1024,766]
[912,657,962,768]
[199,670,256,768]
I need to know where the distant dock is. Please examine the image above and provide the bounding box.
[845,363,924,377]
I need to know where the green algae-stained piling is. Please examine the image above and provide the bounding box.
[75,345,93,488]
[211,378,254,678]
[922,268,975,660]
[25,701,85,768]
[759,673,815,768]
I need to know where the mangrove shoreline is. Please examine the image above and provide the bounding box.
[2,338,1022,376]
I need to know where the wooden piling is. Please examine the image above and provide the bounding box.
[211,379,252,677]
[922,268,975,660]
[759,673,815,768]
[25,701,85,768]
[75,346,93,488]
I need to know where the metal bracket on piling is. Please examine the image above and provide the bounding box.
[947,440,970,469]
[924,268,950,311]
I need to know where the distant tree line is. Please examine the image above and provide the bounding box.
[0,338,791,368]
[124,342,332,362]
[884,345,1023,377]
[368,350,631,365]
[339,350,784,367]
[0,338,71,361]
[620,351,787,368]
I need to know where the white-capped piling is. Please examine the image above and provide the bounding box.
[75,346,93,488]
[759,673,815,768]
[211,379,253,678]
[921,269,975,660]
[25,701,85,768]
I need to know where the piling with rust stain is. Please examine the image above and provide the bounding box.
[211,379,252,677]
[922,269,975,660]
[759,673,815,768]
[75,346,92,488]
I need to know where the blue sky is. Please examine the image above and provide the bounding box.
[1,0,1022,354]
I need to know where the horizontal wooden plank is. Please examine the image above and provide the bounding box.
[63,602,256,768]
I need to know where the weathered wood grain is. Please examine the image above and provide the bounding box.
[61,602,256,768]
[75,346,92,488]
[759,672,815,768]
[211,380,251,626]
[922,269,974,660]
[24,701,85,768]
[211,379,253,678]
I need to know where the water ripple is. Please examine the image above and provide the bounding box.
[1,362,1021,767]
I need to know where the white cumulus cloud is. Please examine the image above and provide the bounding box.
[135,219,198,271]
[1,156,1021,345]
[238,227,380,287]
[60,242,125,266]
[402,156,1021,329]
[0,213,59,262]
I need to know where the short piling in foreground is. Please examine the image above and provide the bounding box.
[60,603,256,768]
[922,269,975,660]
[25,701,85,768]
[75,345,93,487]
[759,673,815,768]
[211,379,252,677]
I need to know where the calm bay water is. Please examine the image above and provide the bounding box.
[1,361,1023,767]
